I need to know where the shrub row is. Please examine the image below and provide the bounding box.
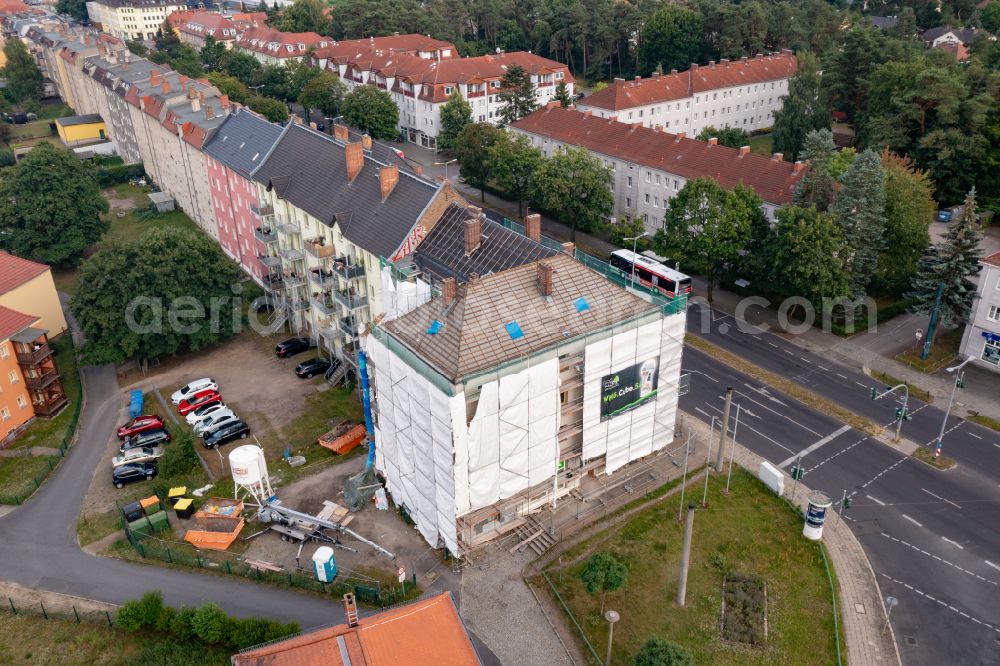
[94,163,146,187]
[116,591,299,651]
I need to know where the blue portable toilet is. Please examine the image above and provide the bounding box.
[312,546,337,582]
[128,390,144,419]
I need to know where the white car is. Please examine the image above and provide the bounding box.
[193,410,238,436]
[185,401,226,425]
[111,446,163,468]
[171,378,217,404]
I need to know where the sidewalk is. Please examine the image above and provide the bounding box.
[683,413,901,666]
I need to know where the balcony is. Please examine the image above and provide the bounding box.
[332,258,365,280]
[340,318,359,337]
[33,395,68,418]
[334,290,368,310]
[16,344,53,366]
[250,202,274,217]
[279,247,304,262]
[467,89,485,98]
[289,299,310,312]
[311,295,337,316]
[24,369,59,390]
[276,216,299,235]
[253,226,277,243]
[309,269,337,289]
[318,319,339,340]
[258,254,282,268]
[304,238,335,259]
[283,272,307,288]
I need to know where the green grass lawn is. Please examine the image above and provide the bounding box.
[749,132,773,156]
[0,454,60,504]
[77,508,123,547]
[8,119,55,141]
[896,328,963,373]
[542,468,841,666]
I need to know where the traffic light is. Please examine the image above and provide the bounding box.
[790,465,805,481]
[870,387,878,400]
[843,497,852,509]
[895,407,903,421]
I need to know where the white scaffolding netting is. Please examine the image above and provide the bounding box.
[380,266,432,322]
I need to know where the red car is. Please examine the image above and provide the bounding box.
[177,389,223,416]
[117,415,165,439]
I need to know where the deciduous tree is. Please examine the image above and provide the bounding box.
[765,205,850,309]
[529,145,612,240]
[437,89,473,152]
[638,5,702,76]
[248,95,289,122]
[71,227,243,364]
[497,64,538,125]
[2,38,44,104]
[633,637,695,666]
[201,35,227,72]
[488,132,542,217]
[297,70,346,120]
[875,151,934,295]
[207,73,251,105]
[580,552,627,615]
[695,125,750,149]
[55,0,89,22]
[831,149,887,298]
[221,50,262,85]
[273,0,329,33]
[0,142,108,266]
[341,85,399,140]
[772,52,828,162]
[455,122,503,201]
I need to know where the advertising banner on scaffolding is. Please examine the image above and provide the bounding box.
[599,357,660,422]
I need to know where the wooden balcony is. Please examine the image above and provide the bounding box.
[33,395,68,418]
[24,369,59,390]
[16,344,52,366]
[305,238,335,259]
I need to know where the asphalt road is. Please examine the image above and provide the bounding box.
[682,305,1000,666]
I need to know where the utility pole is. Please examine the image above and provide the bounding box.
[678,431,692,522]
[870,383,911,442]
[702,416,715,507]
[715,387,733,470]
[920,281,945,361]
[725,404,741,494]
[676,503,696,607]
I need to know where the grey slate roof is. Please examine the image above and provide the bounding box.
[55,114,103,126]
[870,15,899,30]
[203,108,282,178]
[250,123,441,259]
[921,26,979,43]
[413,202,558,283]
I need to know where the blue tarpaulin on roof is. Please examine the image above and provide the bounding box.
[505,321,524,340]
[426,320,443,335]
[575,297,590,312]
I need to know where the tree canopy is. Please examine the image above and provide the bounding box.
[248,95,289,122]
[638,5,703,76]
[793,129,836,212]
[633,637,695,666]
[71,227,243,364]
[2,38,44,105]
[0,142,109,266]
[488,132,542,217]
[55,0,89,22]
[695,125,750,149]
[496,64,538,125]
[297,70,346,119]
[438,89,473,152]
[772,52,829,162]
[272,0,329,33]
[765,205,850,308]
[580,552,628,614]
[831,149,887,298]
[875,151,934,296]
[529,145,613,239]
[455,122,504,201]
[341,85,399,140]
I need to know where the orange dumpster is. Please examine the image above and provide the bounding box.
[319,424,367,455]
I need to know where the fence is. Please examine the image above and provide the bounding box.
[3,594,116,628]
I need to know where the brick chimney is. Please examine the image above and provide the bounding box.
[162,81,171,94]
[463,217,481,255]
[793,160,806,174]
[537,262,553,297]
[150,70,160,86]
[583,110,591,118]
[379,165,399,201]
[670,69,677,74]
[561,241,575,256]
[441,277,456,305]
[334,124,348,141]
[772,152,783,162]
[361,134,372,150]
[739,145,750,157]
[654,124,663,132]
[525,213,541,242]
[675,132,686,141]
[205,104,215,120]
[179,74,188,90]
[345,142,363,182]
[634,75,641,82]
[708,137,718,146]
[343,594,359,628]
[690,63,698,71]
[413,165,423,175]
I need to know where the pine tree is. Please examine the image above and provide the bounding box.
[831,149,886,298]
[497,64,538,125]
[553,81,572,107]
[793,129,836,212]
[907,189,984,328]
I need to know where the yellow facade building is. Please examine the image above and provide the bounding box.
[0,253,68,339]
[55,113,107,146]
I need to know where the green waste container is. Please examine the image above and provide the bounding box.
[147,510,170,533]
[128,516,152,538]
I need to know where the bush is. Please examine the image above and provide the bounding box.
[233,617,270,649]
[116,599,146,632]
[0,149,14,168]
[633,637,695,666]
[94,163,145,187]
[159,430,201,478]
[191,603,229,644]
[138,590,165,627]
[170,606,197,641]
[154,605,176,633]
[126,639,214,666]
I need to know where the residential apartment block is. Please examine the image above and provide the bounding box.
[169,10,239,49]
[510,105,806,232]
[85,0,187,42]
[233,26,330,66]
[0,253,68,339]
[960,252,1000,373]
[576,51,796,136]
[313,37,573,149]
[249,122,466,368]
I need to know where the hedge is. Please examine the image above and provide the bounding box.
[94,163,146,187]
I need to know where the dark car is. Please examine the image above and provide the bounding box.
[120,427,171,453]
[295,357,333,378]
[275,337,310,358]
[112,462,157,488]
[203,420,250,449]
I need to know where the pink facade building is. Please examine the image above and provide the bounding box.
[203,108,284,286]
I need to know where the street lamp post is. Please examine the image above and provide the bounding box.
[934,356,973,458]
[870,383,911,442]
[434,158,457,181]
[622,233,648,289]
[604,610,620,666]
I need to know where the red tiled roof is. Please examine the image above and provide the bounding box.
[580,52,796,111]
[235,26,329,58]
[0,252,50,295]
[934,41,970,61]
[231,593,480,666]
[166,9,193,28]
[982,252,1000,268]
[511,105,805,205]
[0,0,30,15]
[0,306,38,342]
[230,11,267,29]
[313,33,457,60]
[177,10,238,41]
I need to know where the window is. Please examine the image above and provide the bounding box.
[984,338,1000,366]
[644,193,650,203]
[989,305,1000,322]
[1,407,8,421]
[654,196,660,207]
[8,370,17,385]
[628,112,633,119]
[444,86,453,95]
[646,171,651,182]
[491,80,500,88]
[626,197,632,207]
[16,394,25,409]
[0,344,7,359]
[627,176,633,187]
[674,179,679,190]
[655,174,661,185]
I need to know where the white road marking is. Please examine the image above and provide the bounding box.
[703,403,796,454]
[985,561,1000,573]
[849,457,908,496]
[967,432,982,440]
[902,514,923,527]
[866,495,886,506]
[922,487,962,509]
[808,435,868,473]
[779,424,852,467]
[694,407,713,419]
[783,349,795,356]
[941,537,964,550]
[878,572,1000,634]
[835,373,848,380]
[767,342,778,348]
[855,381,868,388]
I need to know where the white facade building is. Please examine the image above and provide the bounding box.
[86,0,187,42]
[960,252,1000,373]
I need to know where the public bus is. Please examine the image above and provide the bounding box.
[608,249,692,298]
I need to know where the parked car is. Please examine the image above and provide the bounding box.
[936,209,954,223]
[194,410,239,436]
[171,378,218,404]
[120,427,171,453]
[111,446,163,468]
[275,337,311,358]
[177,389,222,415]
[295,357,333,378]
[117,415,165,439]
[184,400,225,425]
[112,462,157,488]
[203,420,251,449]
